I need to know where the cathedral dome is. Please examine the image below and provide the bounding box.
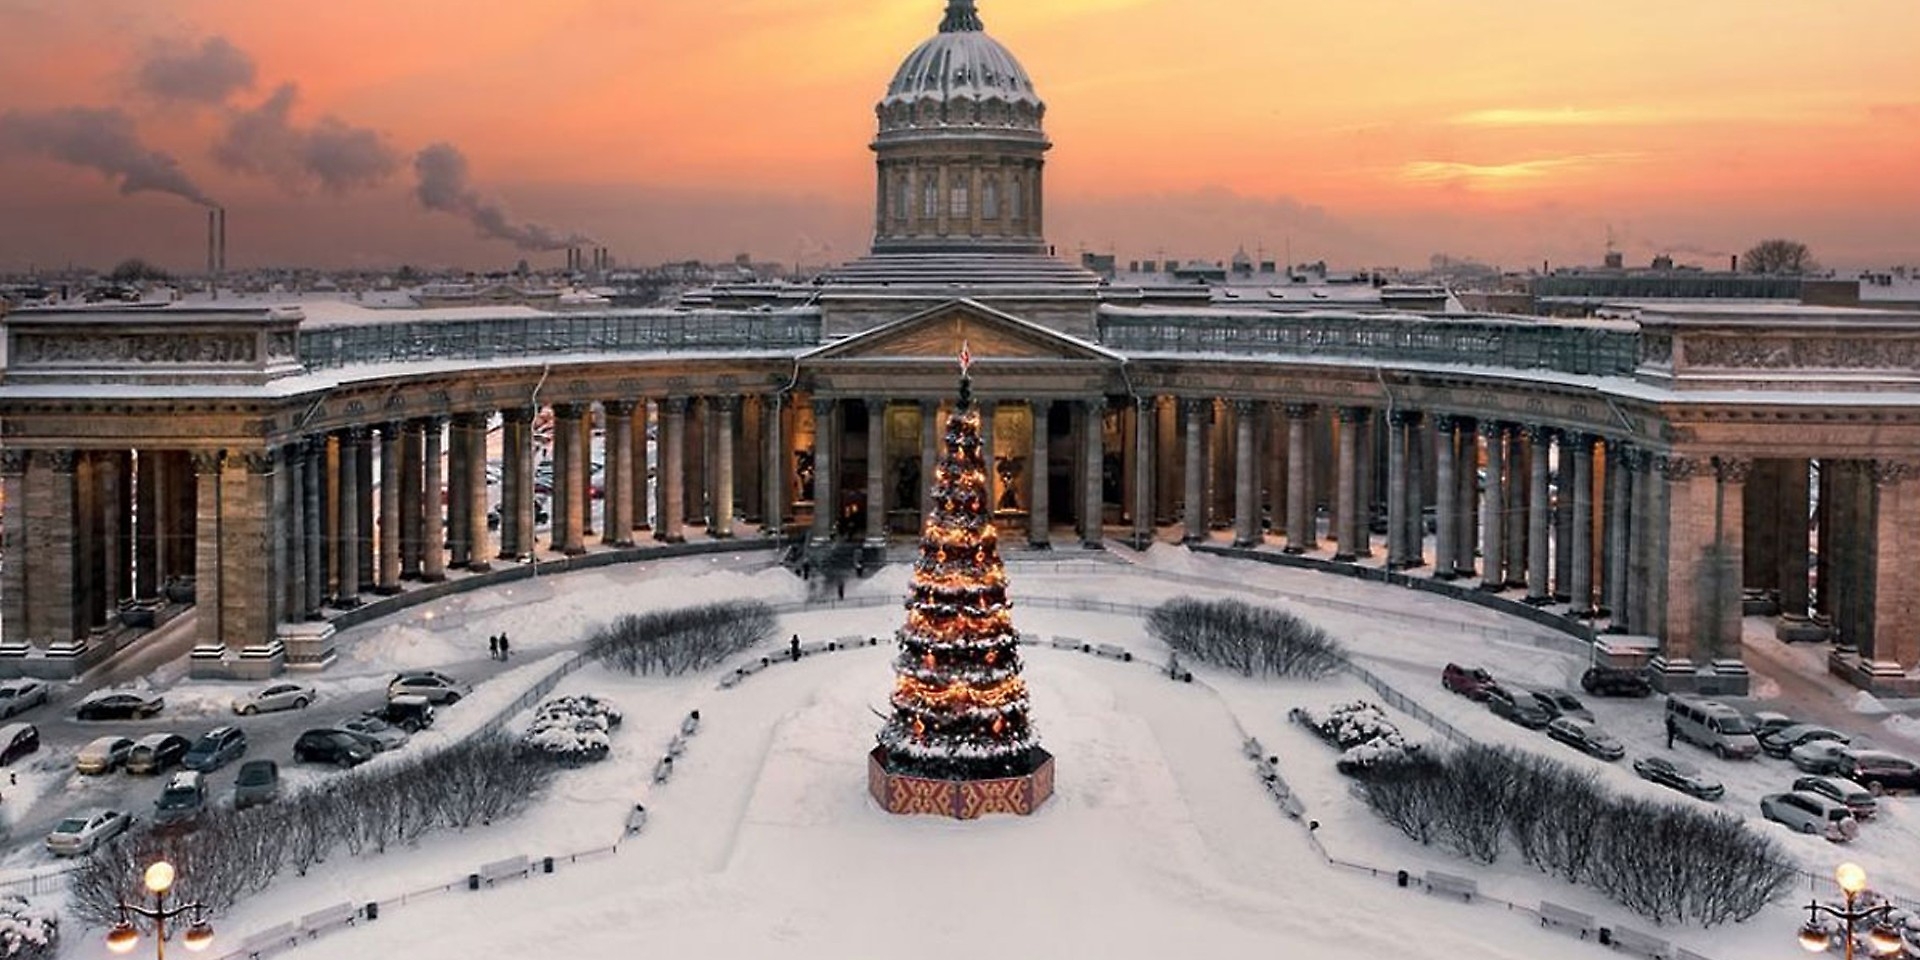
[877,0,1045,140]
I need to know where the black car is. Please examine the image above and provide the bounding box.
[233,760,281,810]
[1545,717,1625,761]
[0,723,40,765]
[1580,666,1652,698]
[364,695,436,733]
[1836,751,1920,795]
[182,726,248,772]
[293,729,372,768]
[1759,724,1850,759]
[76,692,166,721]
[1632,755,1725,801]
[1485,687,1553,729]
[125,733,192,775]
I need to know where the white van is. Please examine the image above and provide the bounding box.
[1665,696,1761,760]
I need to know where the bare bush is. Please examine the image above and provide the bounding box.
[1145,598,1345,679]
[588,600,776,675]
[0,894,56,960]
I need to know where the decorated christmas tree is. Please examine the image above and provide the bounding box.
[875,353,1043,782]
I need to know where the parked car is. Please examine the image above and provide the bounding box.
[1580,665,1652,698]
[1835,751,1920,795]
[1442,663,1501,701]
[1746,711,1799,740]
[152,771,208,828]
[76,735,138,775]
[1759,791,1859,842]
[1486,687,1553,729]
[233,759,281,810]
[124,733,191,775]
[76,690,165,721]
[1632,755,1725,800]
[1793,776,1878,820]
[1665,696,1761,759]
[45,808,134,856]
[388,671,469,705]
[364,695,435,733]
[231,682,315,716]
[1523,689,1594,723]
[0,723,39,765]
[0,680,49,719]
[334,716,409,752]
[293,729,372,768]
[1760,724,1850,759]
[182,726,248,772]
[1790,740,1855,775]
[1545,717,1625,760]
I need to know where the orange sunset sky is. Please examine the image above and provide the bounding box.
[1,0,1916,274]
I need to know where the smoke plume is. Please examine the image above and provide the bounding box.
[215,84,399,194]
[137,36,257,105]
[0,106,216,206]
[412,142,591,251]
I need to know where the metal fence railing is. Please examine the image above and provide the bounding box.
[297,310,822,370]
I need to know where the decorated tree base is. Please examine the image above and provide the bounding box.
[869,746,1054,819]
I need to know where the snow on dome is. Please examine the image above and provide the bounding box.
[878,1,1044,135]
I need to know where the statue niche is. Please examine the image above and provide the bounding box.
[996,456,1025,512]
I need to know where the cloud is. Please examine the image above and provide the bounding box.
[1448,106,1670,128]
[412,142,592,251]
[214,84,399,194]
[0,106,216,206]
[1398,153,1643,189]
[136,36,257,105]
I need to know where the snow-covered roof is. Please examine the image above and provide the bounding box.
[882,3,1041,113]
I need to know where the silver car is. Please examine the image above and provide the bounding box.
[45,808,134,856]
[76,735,137,775]
[1789,740,1854,775]
[334,716,409,752]
[232,682,316,716]
[0,680,49,719]
[1760,791,1859,842]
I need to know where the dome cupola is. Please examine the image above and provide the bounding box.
[870,0,1050,256]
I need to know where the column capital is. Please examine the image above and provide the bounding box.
[809,396,835,418]
[861,396,886,414]
[1869,459,1914,487]
[1561,430,1592,451]
[0,450,25,476]
[1231,398,1258,417]
[1336,405,1371,424]
[1084,396,1108,414]
[920,398,940,415]
[551,403,585,420]
[1522,423,1555,444]
[450,410,485,429]
[1180,397,1211,419]
[603,399,637,417]
[1656,454,1709,481]
[1433,413,1462,434]
[189,450,224,475]
[713,395,742,414]
[411,414,447,431]
[1713,455,1755,485]
[240,449,278,475]
[1477,419,1507,440]
[1388,409,1423,428]
[1284,402,1317,421]
[378,420,405,439]
[501,407,535,425]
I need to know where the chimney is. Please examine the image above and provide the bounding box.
[218,207,227,274]
[207,209,217,278]
[1730,254,1739,273]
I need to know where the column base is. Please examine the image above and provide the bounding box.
[420,572,448,584]
[1400,558,1427,571]
[1282,545,1310,555]
[1125,534,1152,551]
[607,538,634,549]
[663,533,686,545]
[330,595,363,610]
[1232,537,1259,548]
[1432,570,1459,581]
[467,560,492,574]
[1775,614,1829,644]
[1029,539,1054,551]
[563,545,588,557]
[1568,607,1600,621]
[1551,592,1571,603]
[1522,594,1554,607]
[1082,540,1105,551]
[713,529,736,540]
[1477,581,1505,593]
[374,584,404,597]
[1504,579,1528,591]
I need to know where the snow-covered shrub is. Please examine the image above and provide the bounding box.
[522,695,622,766]
[1290,701,1419,774]
[589,601,776,675]
[1146,598,1344,679]
[536,694,623,728]
[0,895,56,960]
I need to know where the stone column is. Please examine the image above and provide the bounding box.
[808,397,833,544]
[1182,399,1207,542]
[978,399,996,516]
[1713,457,1751,667]
[132,451,161,602]
[354,431,375,593]
[1029,399,1050,547]
[445,418,470,568]
[579,411,597,538]
[603,401,633,546]
[1401,412,1426,569]
[192,451,226,646]
[502,408,535,560]
[764,395,786,537]
[1478,422,1506,590]
[421,418,446,581]
[1131,397,1156,549]
[1777,459,1812,618]
[1155,397,1178,525]
[1266,403,1288,544]
[635,400,654,534]
[463,415,492,573]
[1505,431,1528,589]
[1869,461,1920,677]
[377,423,403,594]
[1452,419,1478,579]
[556,404,587,554]
[1554,440,1575,602]
[921,400,941,534]
[1333,407,1364,562]
[1082,398,1106,548]
[333,435,362,607]
[862,397,884,546]
[285,443,308,615]
[1567,434,1595,616]
[222,450,282,649]
[400,420,424,580]
[1386,411,1411,567]
[1233,400,1258,548]
[0,451,27,640]
[1211,401,1235,531]
[1625,448,1652,633]
[1652,455,1709,686]
[1604,442,1631,624]
[1526,427,1553,603]
[1433,416,1458,578]
[1284,404,1316,553]
[683,398,707,528]
[303,438,326,616]
[711,397,738,538]
[666,398,692,544]
[23,451,82,643]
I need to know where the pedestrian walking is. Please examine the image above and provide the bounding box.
[489,634,501,660]
[790,634,802,661]
[1665,715,1677,749]
[499,633,511,659]
[836,580,845,600]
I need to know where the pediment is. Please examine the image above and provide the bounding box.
[803,299,1119,365]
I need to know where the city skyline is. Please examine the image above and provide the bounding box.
[2,0,1917,273]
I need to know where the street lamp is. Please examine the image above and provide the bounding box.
[1797,862,1904,959]
[104,861,214,959]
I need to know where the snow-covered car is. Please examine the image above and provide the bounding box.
[1759,724,1849,759]
[364,695,435,733]
[125,733,191,775]
[1523,689,1594,723]
[1792,776,1877,820]
[1746,711,1799,740]
[1580,666,1651,698]
[76,690,164,721]
[1632,755,1724,800]
[1485,687,1552,729]
[1760,791,1858,842]
[1790,740,1855,775]
[1835,751,1920,795]
[0,680,49,719]
[45,808,133,856]
[231,682,315,715]
[75,735,137,775]
[1545,718,1624,761]
[387,671,469,704]
[1442,663,1500,700]
[334,716,409,752]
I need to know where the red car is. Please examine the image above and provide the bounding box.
[1442,663,1502,701]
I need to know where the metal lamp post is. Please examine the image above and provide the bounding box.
[105,861,214,960]
[1797,862,1904,960]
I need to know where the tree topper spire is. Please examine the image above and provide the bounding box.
[940,0,984,32]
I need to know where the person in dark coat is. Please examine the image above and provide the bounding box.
[489,634,501,660]
[1665,715,1678,749]
[790,634,802,661]
[499,633,511,660]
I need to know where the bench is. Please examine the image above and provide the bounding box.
[667,734,689,758]
[718,672,744,689]
[680,712,701,736]
[653,755,675,784]
[830,635,865,651]
[478,854,529,886]
[1242,737,1266,760]
[238,921,299,958]
[298,902,358,938]
[1538,901,1596,939]
[1049,636,1085,652]
[1674,949,1711,960]
[1423,870,1477,902]
[1094,643,1133,662]
[1605,925,1670,959]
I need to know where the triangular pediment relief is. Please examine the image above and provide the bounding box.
[804,299,1119,364]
